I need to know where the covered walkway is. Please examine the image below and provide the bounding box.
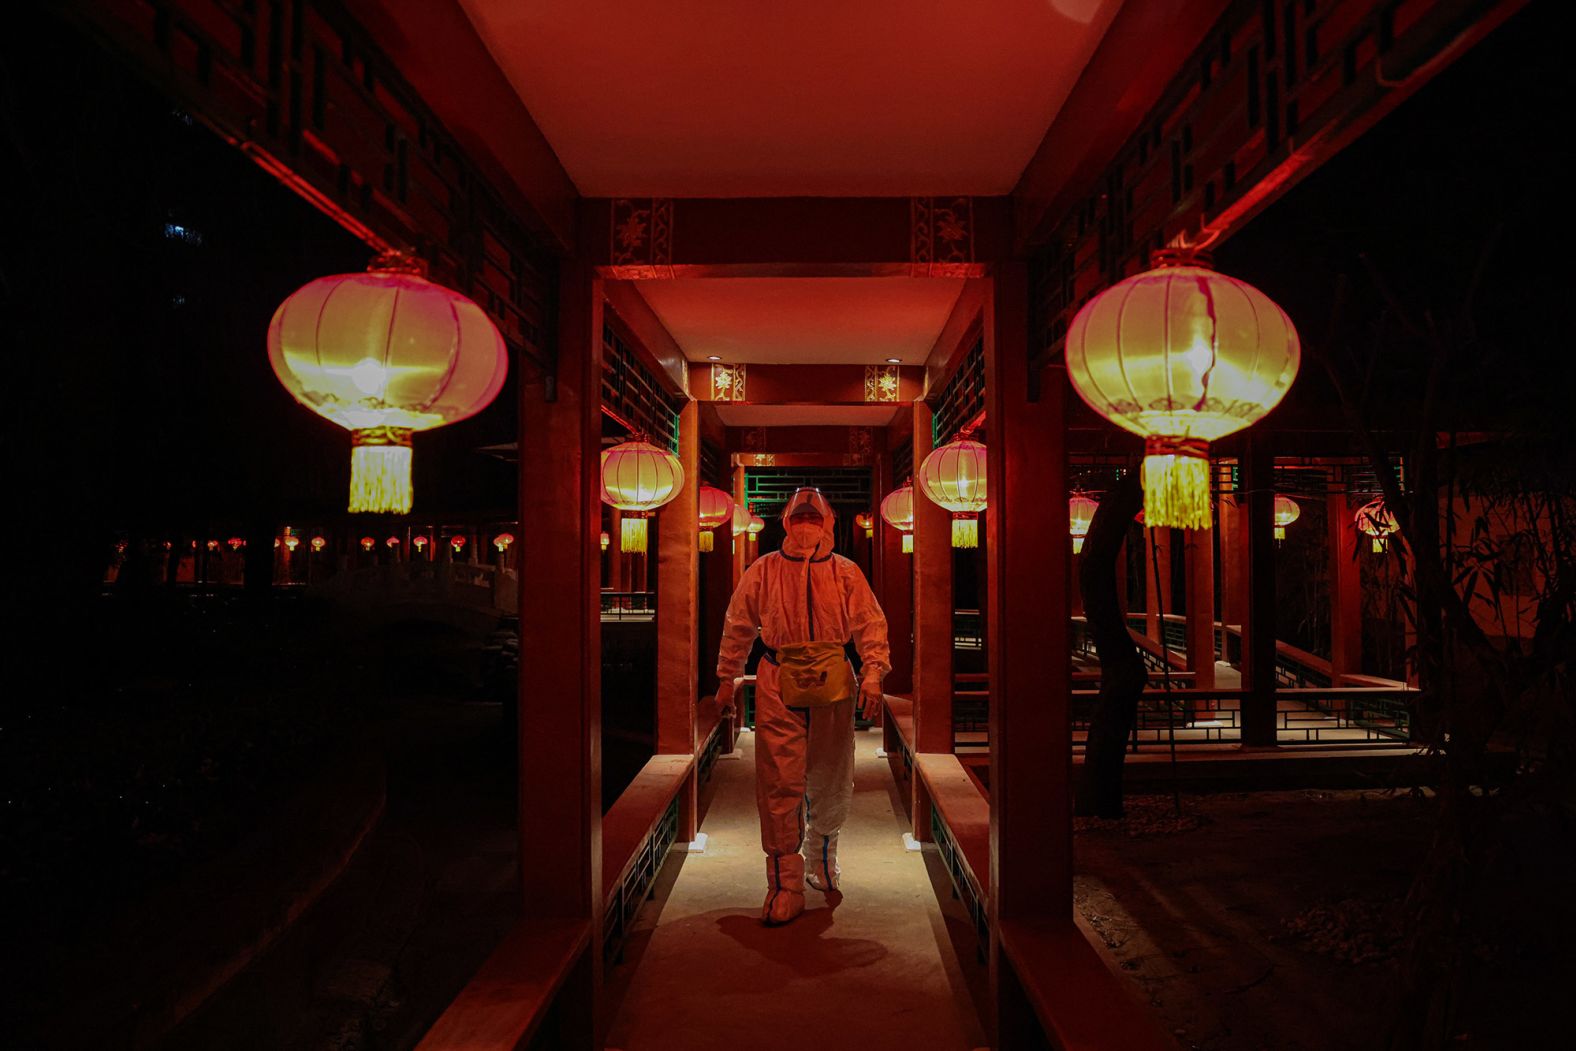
[604,728,985,1051]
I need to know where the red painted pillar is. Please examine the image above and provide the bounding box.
[910,399,953,838]
[1219,494,1249,666]
[1184,518,1217,692]
[517,263,602,1042]
[1328,492,1362,684]
[984,264,1071,1029]
[1241,438,1279,747]
[657,402,700,838]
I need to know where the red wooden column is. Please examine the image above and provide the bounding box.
[657,401,700,838]
[1184,520,1217,691]
[1328,491,1362,684]
[1219,495,1249,665]
[910,400,953,837]
[730,465,747,589]
[1144,526,1173,643]
[517,262,602,1043]
[1241,437,1279,747]
[876,442,914,696]
[984,263,1071,1030]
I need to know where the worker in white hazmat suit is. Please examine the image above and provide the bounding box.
[714,487,891,926]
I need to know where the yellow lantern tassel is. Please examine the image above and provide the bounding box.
[621,516,649,554]
[349,427,413,514]
[699,530,715,553]
[902,534,913,554]
[1073,536,1085,554]
[1274,525,1287,541]
[952,515,978,549]
[1141,438,1211,530]
[1373,537,1386,554]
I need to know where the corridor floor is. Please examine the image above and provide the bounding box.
[603,725,987,1051]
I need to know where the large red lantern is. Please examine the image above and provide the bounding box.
[918,437,988,548]
[1065,249,1299,530]
[1069,494,1099,553]
[268,251,508,514]
[1273,495,1301,542]
[880,485,916,555]
[697,485,734,553]
[601,439,684,554]
[1355,498,1398,553]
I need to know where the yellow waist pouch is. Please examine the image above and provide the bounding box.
[774,641,856,709]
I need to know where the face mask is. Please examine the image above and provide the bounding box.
[789,523,821,549]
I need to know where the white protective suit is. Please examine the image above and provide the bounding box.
[716,488,891,924]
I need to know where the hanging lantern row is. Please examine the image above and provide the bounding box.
[880,484,915,555]
[269,251,509,515]
[697,485,734,553]
[601,438,685,554]
[918,436,988,548]
[1068,494,1099,553]
[1355,498,1398,553]
[1273,495,1301,542]
[1065,248,1300,531]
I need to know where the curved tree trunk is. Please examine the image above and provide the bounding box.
[1074,471,1147,818]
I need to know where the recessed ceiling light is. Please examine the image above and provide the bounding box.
[886,358,902,364]
[707,355,722,361]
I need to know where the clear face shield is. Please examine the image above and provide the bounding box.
[781,487,835,552]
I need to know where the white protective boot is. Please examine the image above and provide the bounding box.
[762,853,806,925]
[804,830,840,892]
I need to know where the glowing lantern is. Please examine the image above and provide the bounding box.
[493,532,515,552]
[1065,249,1300,530]
[853,512,875,539]
[881,484,916,555]
[600,531,611,552]
[1069,494,1099,553]
[697,485,734,553]
[918,437,988,548]
[1355,498,1398,553]
[206,539,221,552]
[600,439,684,554]
[227,537,245,551]
[283,535,301,553]
[268,250,508,514]
[747,514,765,543]
[450,535,467,553]
[310,536,326,553]
[1273,495,1301,542]
[385,536,400,549]
[360,536,376,552]
[412,535,430,554]
[271,538,280,549]
[731,503,751,536]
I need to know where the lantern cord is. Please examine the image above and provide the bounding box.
[1147,526,1184,820]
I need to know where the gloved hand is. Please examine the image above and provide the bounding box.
[859,678,884,721]
[716,679,736,718]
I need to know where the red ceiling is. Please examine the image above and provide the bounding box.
[458,0,1124,196]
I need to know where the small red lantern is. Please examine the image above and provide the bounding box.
[1355,498,1398,553]
[1273,495,1301,542]
[747,513,765,542]
[853,512,875,539]
[412,535,430,553]
[697,485,734,553]
[227,537,246,551]
[918,437,988,548]
[310,536,327,553]
[450,535,467,554]
[600,439,685,554]
[880,485,916,555]
[360,536,376,552]
[268,251,508,514]
[206,539,221,552]
[1069,494,1099,553]
[493,532,515,552]
[600,530,611,552]
[283,535,301,553]
[385,536,401,549]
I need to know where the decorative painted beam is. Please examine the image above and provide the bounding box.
[688,364,922,404]
[582,197,1011,278]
